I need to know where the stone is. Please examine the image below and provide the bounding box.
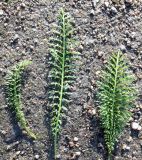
[131,122,141,130]
[131,122,139,130]
[83,103,88,109]
[127,136,133,142]
[137,125,142,131]
[16,151,21,155]
[140,140,142,146]
[56,154,61,159]
[88,108,96,116]
[96,71,101,76]
[73,137,78,142]
[139,104,142,109]
[0,130,7,135]
[13,34,19,41]
[92,0,100,7]
[111,6,118,14]
[20,3,26,9]
[97,51,103,57]
[122,144,130,151]
[78,45,83,52]
[120,44,126,51]
[35,155,40,159]
[125,0,133,4]
[92,109,96,115]
[75,151,81,156]
[69,141,74,148]
[0,9,4,15]
[90,9,95,16]
[104,2,110,7]
[34,38,39,45]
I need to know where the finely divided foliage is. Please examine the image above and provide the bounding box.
[49,9,79,158]
[98,52,136,159]
[6,60,36,139]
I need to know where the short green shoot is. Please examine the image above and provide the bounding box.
[48,9,79,159]
[97,51,136,159]
[6,60,36,139]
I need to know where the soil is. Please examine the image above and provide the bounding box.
[0,0,142,160]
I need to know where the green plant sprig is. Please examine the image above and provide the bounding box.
[49,9,79,159]
[97,51,136,159]
[6,60,36,139]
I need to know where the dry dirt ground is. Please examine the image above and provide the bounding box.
[0,0,142,160]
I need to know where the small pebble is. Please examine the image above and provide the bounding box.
[126,0,133,4]
[13,34,19,42]
[16,151,21,155]
[140,140,142,146]
[73,137,78,142]
[0,130,7,135]
[34,38,39,44]
[122,144,130,151]
[127,136,133,142]
[131,122,141,130]
[120,44,126,51]
[69,141,74,148]
[88,109,96,116]
[0,9,4,15]
[139,104,142,109]
[75,143,79,147]
[97,51,103,57]
[75,151,81,157]
[20,3,26,9]
[78,45,83,52]
[90,9,95,16]
[92,0,100,7]
[137,125,142,131]
[56,154,61,159]
[131,122,139,129]
[35,155,40,159]
[96,71,100,76]
[104,2,109,7]
[91,109,96,115]
[111,6,117,14]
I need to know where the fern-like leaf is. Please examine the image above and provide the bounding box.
[98,51,136,159]
[49,9,79,159]
[6,60,36,139]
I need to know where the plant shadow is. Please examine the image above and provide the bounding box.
[42,54,55,160]
[43,104,54,160]
[89,115,107,160]
[89,115,120,160]
[89,92,119,160]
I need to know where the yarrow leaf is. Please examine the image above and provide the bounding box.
[6,60,36,139]
[97,51,136,159]
[48,9,79,159]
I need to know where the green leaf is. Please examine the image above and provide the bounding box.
[48,9,79,158]
[97,51,136,158]
[6,60,36,139]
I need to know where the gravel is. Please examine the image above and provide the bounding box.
[131,122,142,131]
[0,9,4,15]
[0,0,142,160]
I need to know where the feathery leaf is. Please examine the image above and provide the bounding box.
[97,51,136,159]
[48,9,79,159]
[6,60,36,139]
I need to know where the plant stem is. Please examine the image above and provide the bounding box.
[54,10,66,158]
[54,134,57,160]
[109,52,120,151]
[108,153,112,160]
